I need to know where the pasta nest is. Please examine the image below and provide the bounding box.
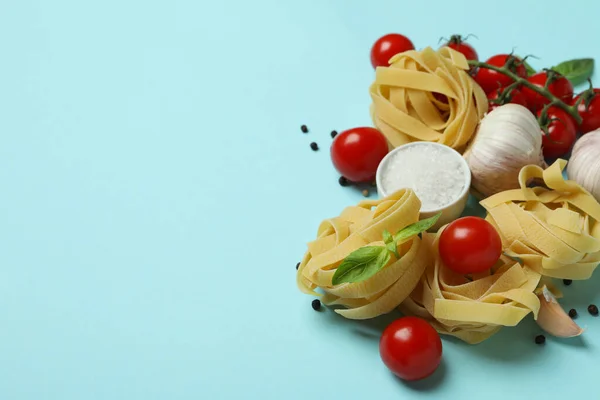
[297,189,431,320]
[370,46,487,152]
[401,231,542,344]
[481,159,600,280]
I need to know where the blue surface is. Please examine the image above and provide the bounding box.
[1,1,599,399]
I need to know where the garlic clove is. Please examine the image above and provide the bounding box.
[536,286,583,338]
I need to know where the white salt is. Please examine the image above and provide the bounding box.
[380,143,468,211]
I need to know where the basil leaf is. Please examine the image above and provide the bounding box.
[332,246,390,285]
[386,242,399,258]
[382,229,400,258]
[382,229,393,244]
[393,212,442,242]
[551,58,594,86]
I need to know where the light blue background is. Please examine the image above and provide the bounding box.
[1,1,598,399]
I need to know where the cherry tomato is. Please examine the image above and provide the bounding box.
[487,87,528,112]
[473,54,527,94]
[522,71,574,113]
[370,34,415,68]
[439,217,502,274]
[444,35,478,61]
[537,107,577,159]
[573,89,600,134]
[330,127,389,182]
[379,317,442,381]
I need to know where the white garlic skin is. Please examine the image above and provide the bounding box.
[464,104,545,198]
[567,129,600,200]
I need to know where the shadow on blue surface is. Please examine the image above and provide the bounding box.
[349,181,378,197]
[325,292,592,365]
[325,305,541,362]
[550,335,588,349]
[395,359,447,391]
[461,193,486,218]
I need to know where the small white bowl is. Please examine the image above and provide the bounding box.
[375,142,471,231]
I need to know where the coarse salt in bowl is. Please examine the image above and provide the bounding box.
[375,142,471,230]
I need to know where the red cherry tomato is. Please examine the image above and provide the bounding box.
[444,35,478,61]
[379,317,442,381]
[537,107,577,159]
[487,87,528,112]
[522,72,574,113]
[370,34,415,68]
[473,54,527,94]
[573,89,600,134]
[439,217,502,274]
[330,127,389,182]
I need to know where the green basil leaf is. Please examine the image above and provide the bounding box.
[386,242,400,259]
[382,229,399,258]
[551,58,594,86]
[332,246,390,285]
[393,212,442,242]
[382,229,393,244]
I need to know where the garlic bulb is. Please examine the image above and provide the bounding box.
[567,129,600,201]
[464,104,545,198]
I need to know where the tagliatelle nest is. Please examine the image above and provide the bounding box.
[400,232,542,345]
[481,159,600,280]
[295,160,600,343]
[369,46,487,151]
[297,189,431,320]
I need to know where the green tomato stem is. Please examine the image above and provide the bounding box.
[468,60,582,124]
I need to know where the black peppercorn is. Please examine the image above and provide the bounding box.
[331,130,338,138]
[296,262,300,270]
[588,304,599,316]
[339,176,350,187]
[301,124,308,133]
[563,279,572,286]
[569,308,577,318]
[311,299,322,311]
[310,142,319,151]
[535,334,546,345]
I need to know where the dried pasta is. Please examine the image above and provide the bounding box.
[369,46,487,152]
[297,189,431,320]
[481,159,600,280]
[296,160,600,342]
[401,232,542,344]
